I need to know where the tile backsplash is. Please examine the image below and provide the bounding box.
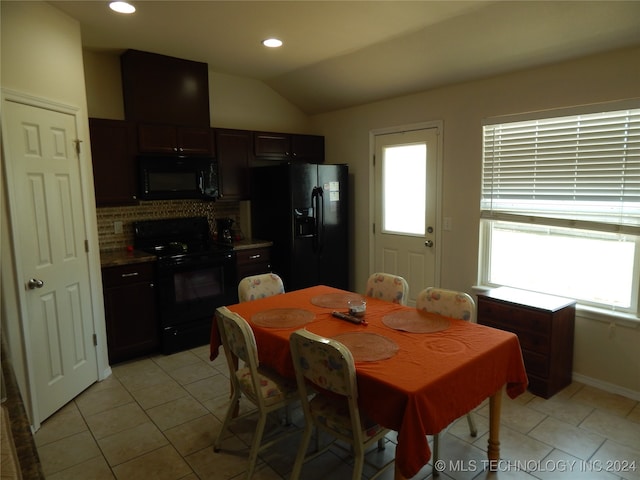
[97,199,240,252]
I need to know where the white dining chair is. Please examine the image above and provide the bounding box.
[365,272,409,305]
[237,272,285,302]
[289,329,395,480]
[416,287,478,475]
[214,307,299,479]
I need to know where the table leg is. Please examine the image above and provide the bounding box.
[487,385,503,471]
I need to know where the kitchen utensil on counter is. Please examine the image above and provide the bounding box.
[216,218,234,244]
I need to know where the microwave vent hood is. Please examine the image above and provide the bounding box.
[138,155,219,201]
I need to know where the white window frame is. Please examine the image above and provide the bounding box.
[478,100,640,321]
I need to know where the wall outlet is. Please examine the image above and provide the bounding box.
[114,221,123,234]
[443,217,452,231]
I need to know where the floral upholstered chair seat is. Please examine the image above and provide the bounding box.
[236,366,297,407]
[309,394,385,440]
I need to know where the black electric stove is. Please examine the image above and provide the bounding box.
[133,217,237,354]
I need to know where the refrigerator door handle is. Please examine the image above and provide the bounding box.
[311,187,321,252]
[316,186,324,253]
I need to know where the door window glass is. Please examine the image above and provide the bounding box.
[382,144,426,235]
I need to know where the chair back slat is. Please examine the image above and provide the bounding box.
[290,331,355,397]
[416,287,475,321]
[365,272,409,305]
[216,307,259,367]
[238,273,285,302]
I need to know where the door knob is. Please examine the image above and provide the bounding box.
[27,278,44,289]
[425,240,434,248]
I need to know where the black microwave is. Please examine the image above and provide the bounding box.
[138,156,219,201]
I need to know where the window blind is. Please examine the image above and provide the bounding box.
[481,108,640,234]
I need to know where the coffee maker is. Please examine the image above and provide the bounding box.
[215,218,234,244]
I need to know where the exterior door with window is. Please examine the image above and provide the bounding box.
[3,99,98,422]
[373,127,440,305]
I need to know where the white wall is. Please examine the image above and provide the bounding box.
[209,71,310,132]
[83,49,125,120]
[1,0,110,420]
[310,46,640,396]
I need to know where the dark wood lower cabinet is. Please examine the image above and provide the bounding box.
[102,262,159,364]
[477,287,576,398]
[236,247,272,281]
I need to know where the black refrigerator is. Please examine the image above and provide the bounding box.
[250,163,348,291]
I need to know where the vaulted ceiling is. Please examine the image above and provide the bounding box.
[49,1,640,114]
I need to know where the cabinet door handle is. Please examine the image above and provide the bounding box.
[121,272,139,278]
[249,254,261,259]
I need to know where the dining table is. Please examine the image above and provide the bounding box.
[209,285,528,479]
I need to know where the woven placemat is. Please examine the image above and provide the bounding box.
[251,308,315,328]
[382,309,450,333]
[310,293,365,309]
[333,332,399,362]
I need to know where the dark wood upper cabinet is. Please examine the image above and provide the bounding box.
[138,124,213,155]
[253,131,324,162]
[291,133,325,162]
[121,49,210,127]
[253,131,290,158]
[215,128,252,200]
[89,118,138,206]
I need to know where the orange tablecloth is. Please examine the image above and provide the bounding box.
[210,285,528,478]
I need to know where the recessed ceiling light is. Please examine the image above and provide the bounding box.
[109,1,135,14]
[262,38,283,48]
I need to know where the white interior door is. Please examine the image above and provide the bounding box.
[373,127,440,305]
[4,99,98,421]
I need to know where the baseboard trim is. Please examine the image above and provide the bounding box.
[572,372,640,401]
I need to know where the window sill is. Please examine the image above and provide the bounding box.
[575,304,640,329]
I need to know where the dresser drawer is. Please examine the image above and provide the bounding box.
[478,300,551,335]
[102,262,154,287]
[522,349,549,377]
[479,317,550,354]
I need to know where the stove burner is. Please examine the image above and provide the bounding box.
[133,216,235,259]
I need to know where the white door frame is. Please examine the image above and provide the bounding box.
[1,89,111,429]
[368,120,444,288]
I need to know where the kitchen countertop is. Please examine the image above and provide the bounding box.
[231,238,273,250]
[99,239,273,267]
[100,249,157,268]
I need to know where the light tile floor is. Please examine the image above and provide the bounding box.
[35,344,640,479]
